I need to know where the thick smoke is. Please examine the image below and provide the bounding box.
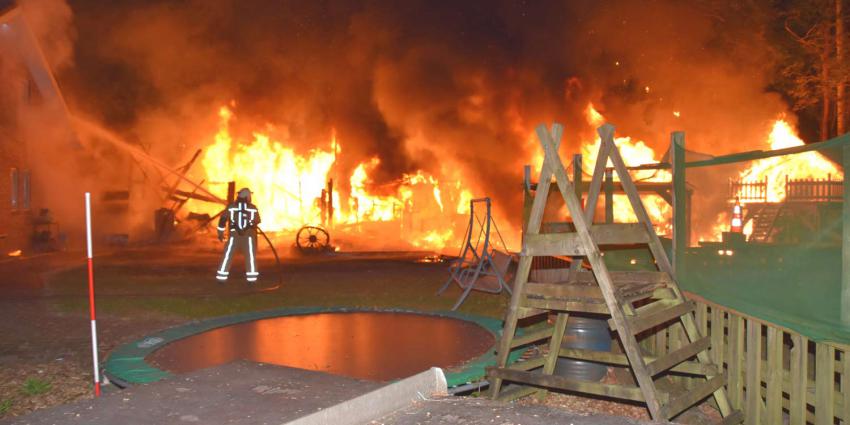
[42,0,789,236]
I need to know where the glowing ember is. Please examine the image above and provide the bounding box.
[7,249,21,257]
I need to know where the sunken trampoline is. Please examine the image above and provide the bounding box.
[105,308,509,387]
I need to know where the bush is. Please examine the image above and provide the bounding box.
[21,378,51,396]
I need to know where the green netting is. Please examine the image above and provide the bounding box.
[679,243,849,344]
[104,307,523,388]
[604,227,850,345]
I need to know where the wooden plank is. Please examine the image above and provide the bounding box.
[525,282,602,299]
[727,315,744,409]
[623,287,676,305]
[510,327,553,348]
[542,312,570,376]
[659,375,726,420]
[668,321,683,386]
[559,347,717,376]
[745,320,762,425]
[508,356,546,371]
[517,307,546,320]
[522,296,611,314]
[487,367,651,403]
[765,327,783,425]
[789,334,808,425]
[710,308,725,369]
[671,131,686,277]
[695,303,708,336]
[628,301,695,334]
[523,223,649,256]
[843,350,850,425]
[570,270,674,286]
[646,336,711,376]
[816,344,835,425]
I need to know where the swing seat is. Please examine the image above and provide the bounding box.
[454,250,515,293]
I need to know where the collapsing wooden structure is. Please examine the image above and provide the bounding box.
[486,123,741,423]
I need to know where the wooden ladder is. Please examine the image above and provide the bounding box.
[487,123,742,424]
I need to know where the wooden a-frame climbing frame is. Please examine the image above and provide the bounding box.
[486,123,742,424]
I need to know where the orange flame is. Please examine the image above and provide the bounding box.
[191,106,465,251]
[580,103,672,235]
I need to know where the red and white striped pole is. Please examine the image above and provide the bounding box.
[85,192,101,397]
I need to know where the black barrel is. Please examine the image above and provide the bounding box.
[554,316,611,382]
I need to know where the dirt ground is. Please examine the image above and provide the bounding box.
[0,243,721,423]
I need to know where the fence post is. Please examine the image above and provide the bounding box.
[672,131,686,277]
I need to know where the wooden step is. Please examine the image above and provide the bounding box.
[570,270,673,286]
[522,296,610,314]
[525,281,603,300]
[645,336,711,376]
[510,327,554,348]
[621,300,695,334]
[622,287,676,305]
[558,347,718,376]
[522,223,649,257]
[508,356,546,371]
[517,307,547,319]
[487,367,655,403]
[658,375,726,420]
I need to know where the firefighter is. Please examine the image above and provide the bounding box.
[216,188,261,283]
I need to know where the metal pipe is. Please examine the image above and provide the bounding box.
[448,380,489,395]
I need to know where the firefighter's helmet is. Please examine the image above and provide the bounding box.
[237,187,252,201]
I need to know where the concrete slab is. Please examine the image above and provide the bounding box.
[3,361,382,425]
[372,396,671,425]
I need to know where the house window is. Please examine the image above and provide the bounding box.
[21,170,30,210]
[10,168,18,210]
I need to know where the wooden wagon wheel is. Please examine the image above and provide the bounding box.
[296,226,330,253]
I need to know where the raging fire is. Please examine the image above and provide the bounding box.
[737,119,842,203]
[190,106,470,250]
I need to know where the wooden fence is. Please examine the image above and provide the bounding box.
[786,175,844,202]
[730,178,768,203]
[648,293,850,425]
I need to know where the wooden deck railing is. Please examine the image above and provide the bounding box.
[646,293,850,424]
[730,178,768,203]
[786,175,843,202]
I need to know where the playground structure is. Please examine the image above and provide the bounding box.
[437,197,514,310]
[487,123,739,423]
[494,120,850,424]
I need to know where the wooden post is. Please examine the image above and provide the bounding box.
[523,165,532,234]
[672,131,686,277]
[573,154,583,208]
[227,181,236,204]
[816,344,835,425]
[843,144,850,324]
[745,320,762,425]
[604,169,614,223]
[789,334,808,425]
[328,179,334,228]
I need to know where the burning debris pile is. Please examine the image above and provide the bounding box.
[184,105,473,251]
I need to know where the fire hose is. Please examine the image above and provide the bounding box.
[257,227,284,287]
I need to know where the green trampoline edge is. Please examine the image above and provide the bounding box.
[104,307,522,388]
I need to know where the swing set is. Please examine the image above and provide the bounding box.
[437,197,514,310]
